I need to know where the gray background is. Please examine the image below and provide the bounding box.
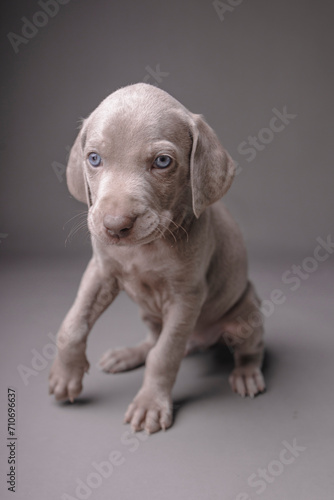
[1,1,334,500]
[1,0,333,258]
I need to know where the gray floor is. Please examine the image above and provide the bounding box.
[1,255,333,500]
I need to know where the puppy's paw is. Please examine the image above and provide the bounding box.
[124,388,173,434]
[229,366,265,398]
[98,345,149,373]
[49,356,89,402]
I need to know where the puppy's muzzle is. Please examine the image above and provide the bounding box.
[103,214,137,239]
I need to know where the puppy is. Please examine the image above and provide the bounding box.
[49,83,265,434]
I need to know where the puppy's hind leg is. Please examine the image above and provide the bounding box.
[98,316,161,374]
[221,282,266,398]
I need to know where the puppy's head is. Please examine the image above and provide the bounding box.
[67,83,235,246]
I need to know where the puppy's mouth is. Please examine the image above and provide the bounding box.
[88,211,165,247]
[101,228,161,247]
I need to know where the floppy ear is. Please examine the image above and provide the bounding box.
[66,121,87,204]
[189,114,235,218]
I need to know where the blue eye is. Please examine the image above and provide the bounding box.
[88,152,102,167]
[154,155,172,169]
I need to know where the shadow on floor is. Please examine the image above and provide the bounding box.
[55,343,278,427]
[173,343,278,422]
[60,396,100,407]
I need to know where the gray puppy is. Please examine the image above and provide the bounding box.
[49,83,265,434]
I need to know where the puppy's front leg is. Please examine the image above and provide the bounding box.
[49,257,119,402]
[124,298,202,434]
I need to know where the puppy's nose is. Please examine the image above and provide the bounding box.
[103,215,136,238]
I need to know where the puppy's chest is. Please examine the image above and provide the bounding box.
[113,253,174,315]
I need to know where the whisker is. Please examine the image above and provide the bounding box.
[159,221,177,244]
[65,218,89,246]
[68,219,87,234]
[147,205,189,243]
[73,222,88,237]
[63,211,88,230]
[64,210,88,223]
[63,210,89,246]
[155,226,166,240]
[159,214,189,242]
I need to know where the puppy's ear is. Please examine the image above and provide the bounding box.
[66,121,87,204]
[189,114,235,218]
